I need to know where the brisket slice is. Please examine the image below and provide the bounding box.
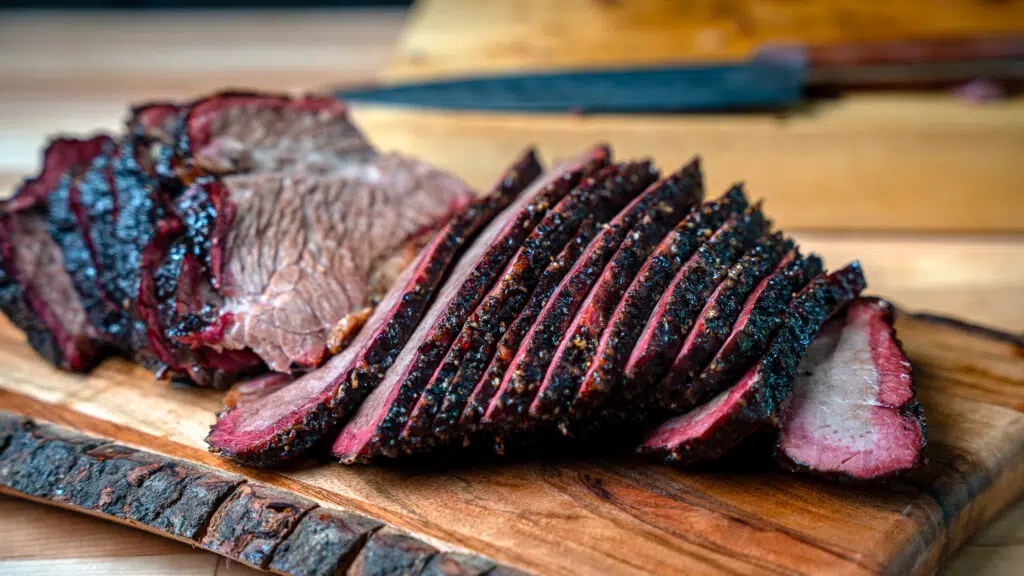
[777,297,926,479]
[570,187,750,423]
[222,372,296,411]
[0,136,111,370]
[531,161,705,421]
[656,232,793,409]
[0,212,97,370]
[331,156,618,464]
[206,150,540,466]
[136,181,263,385]
[482,163,673,428]
[166,147,475,372]
[397,147,613,448]
[638,263,866,466]
[624,193,767,396]
[688,250,823,406]
[46,139,125,347]
[171,91,376,181]
[457,216,603,435]
[6,136,112,213]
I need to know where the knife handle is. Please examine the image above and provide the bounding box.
[804,34,1024,67]
[767,34,1024,88]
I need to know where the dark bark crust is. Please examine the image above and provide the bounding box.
[657,232,793,409]
[347,527,438,576]
[207,149,542,467]
[624,195,769,397]
[534,160,705,420]
[200,483,316,568]
[689,252,823,406]
[0,216,70,369]
[363,158,608,461]
[573,188,749,421]
[397,148,612,450]
[0,415,520,576]
[458,218,602,435]
[483,162,663,427]
[270,509,383,576]
[639,263,867,466]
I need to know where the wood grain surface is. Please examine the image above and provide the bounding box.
[0,4,1022,575]
[0,311,1021,576]
[388,0,1024,80]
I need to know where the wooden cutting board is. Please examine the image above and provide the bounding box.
[0,308,1020,575]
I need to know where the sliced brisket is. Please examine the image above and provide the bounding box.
[530,161,704,421]
[457,216,603,435]
[777,297,926,479]
[6,137,112,212]
[688,251,823,406]
[0,136,112,370]
[397,146,613,448]
[624,193,767,397]
[206,150,541,466]
[157,93,475,373]
[0,212,97,370]
[332,155,622,464]
[639,263,867,466]
[656,232,793,410]
[569,187,749,423]
[171,91,376,180]
[482,163,678,428]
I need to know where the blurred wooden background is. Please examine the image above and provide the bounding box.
[0,1,1021,574]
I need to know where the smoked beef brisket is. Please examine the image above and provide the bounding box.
[206,150,541,466]
[531,160,704,421]
[153,93,475,376]
[776,297,926,479]
[639,263,867,465]
[624,195,768,394]
[1,137,112,370]
[398,146,612,447]
[332,151,618,463]
[5,115,928,481]
[481,162,665,427]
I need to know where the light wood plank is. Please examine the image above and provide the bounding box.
[389,0,1024,81]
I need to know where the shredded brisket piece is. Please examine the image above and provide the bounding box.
[687,251,823,406]
[531,161,704,421]
[777,297,927,479]
[397,146,614,449]
[206,150,540,466]
[481,163,666,428]
[332,154,613,464]
[657,232,793,410]
[457,217,603,435]
[639,263,866,466]
[624,193,768,397]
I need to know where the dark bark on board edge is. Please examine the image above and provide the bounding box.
[0,411,527,576]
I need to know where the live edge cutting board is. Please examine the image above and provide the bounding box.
[0,309,1020,576]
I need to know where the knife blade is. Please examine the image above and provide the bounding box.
[336,35,1023,113]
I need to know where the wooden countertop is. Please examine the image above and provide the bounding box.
[0,8,1021,575]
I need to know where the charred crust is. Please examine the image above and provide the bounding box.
[347,527,438,576]
[0,412,516,575]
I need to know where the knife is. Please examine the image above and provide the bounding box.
[337,35,1024,113]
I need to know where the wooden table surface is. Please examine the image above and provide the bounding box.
[0,7,1021,575]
